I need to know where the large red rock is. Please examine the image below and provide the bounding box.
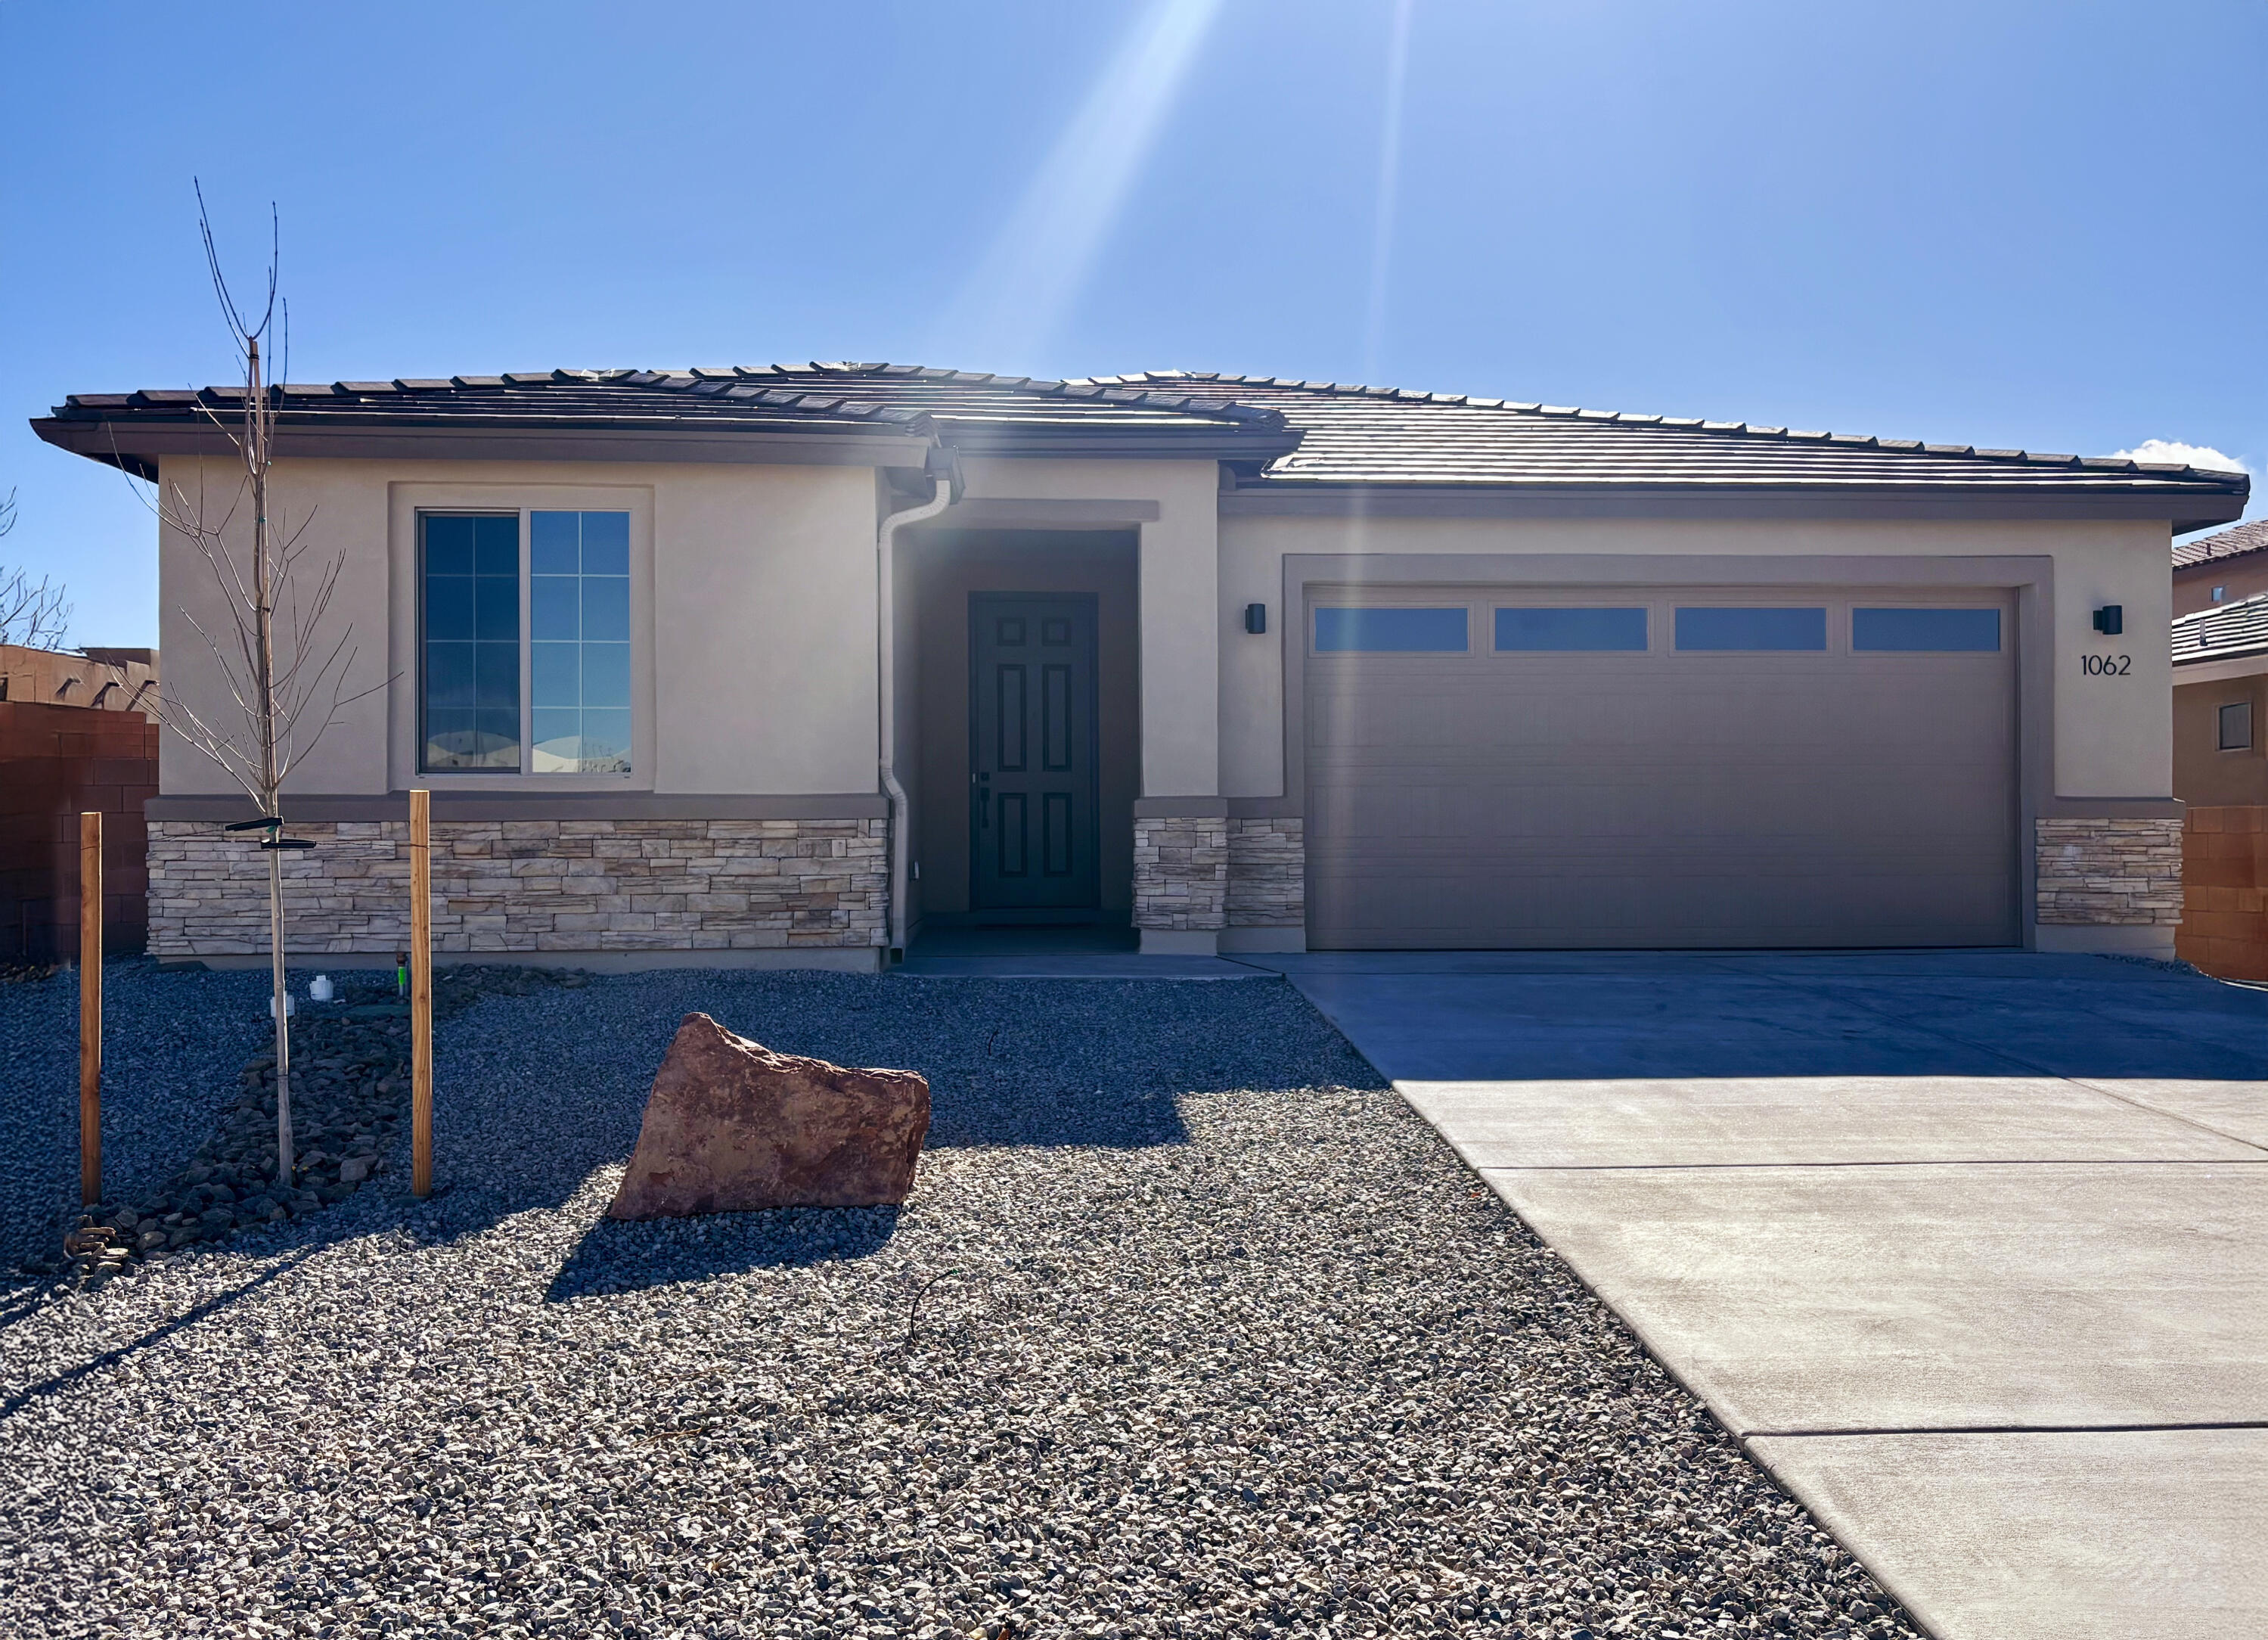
[607,1013,929,1219]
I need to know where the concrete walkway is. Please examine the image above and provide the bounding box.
[1255,950,2268,1640]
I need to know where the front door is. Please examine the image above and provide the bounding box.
[970,592,1100,912]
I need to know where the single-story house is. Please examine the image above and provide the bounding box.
[33,365,2249,967]
[2172,518,2268,807]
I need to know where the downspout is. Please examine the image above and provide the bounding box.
[876,451,958,961]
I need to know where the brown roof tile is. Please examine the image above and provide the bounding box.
[1077,371,2251,508]
[2173,517,2268,570]
[36,363,2253,524]
[2173,589,2268,664]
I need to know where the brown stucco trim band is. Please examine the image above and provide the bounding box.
[147,793,889,823]
[2034,797,2183,819]
[1226,797,1303,819]
[1133,797,1230,818]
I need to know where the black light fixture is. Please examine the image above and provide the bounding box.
[1244,602,1267,635]
[2092,604,2124,635]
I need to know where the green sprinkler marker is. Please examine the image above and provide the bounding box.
[396,952,408,997]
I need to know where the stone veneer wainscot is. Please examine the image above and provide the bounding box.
[2034,816,2184,927]
[1226,817,1305,929]
[147,817,886,955]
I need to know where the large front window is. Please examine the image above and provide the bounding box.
[419,509,631,774]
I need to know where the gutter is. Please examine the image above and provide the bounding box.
[876,449,960,961]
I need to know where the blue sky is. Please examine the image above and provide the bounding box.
[4,0,2262,647]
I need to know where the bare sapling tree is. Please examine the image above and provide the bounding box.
[135,189,384,1187]
[0,489,77,648]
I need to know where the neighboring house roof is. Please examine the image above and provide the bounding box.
[2172,515,2268,572]
[2173,589,2268,667]
[33,362,2250,529]
[0,643,161,718]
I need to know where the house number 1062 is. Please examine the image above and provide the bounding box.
[2081,654,2131,676]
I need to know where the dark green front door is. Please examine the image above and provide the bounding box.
[970,592,1100,912]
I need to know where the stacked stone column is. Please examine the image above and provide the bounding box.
[1131,812,1227,934]
[2034,816,2183,927]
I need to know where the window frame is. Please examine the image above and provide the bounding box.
[528,509,634,775]
[2218,700,2254,753]
[416,510,525,776]
[411,502,644,781]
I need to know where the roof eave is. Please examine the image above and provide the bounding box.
[1220,478,2248,533]
[2173,548,2268,576]
[2173,643,2268,670]
[33,415,939,474]
[29,421,159,481]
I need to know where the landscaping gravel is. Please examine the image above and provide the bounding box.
[0,966,1916,1638]
[0,960,271,1272]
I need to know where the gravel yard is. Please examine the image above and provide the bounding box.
[0,961,271,1272]
[0,967,1915,1639]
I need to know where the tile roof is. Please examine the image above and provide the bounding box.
[37,362,2250,524]
[2173,589,2268,666]
[1080,372,2251,502]
[2172,516,2268,570]
[46,363,1286,438]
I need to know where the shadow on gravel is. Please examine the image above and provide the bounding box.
[546,1204,901,1300]
[5,968,1380,1301]
[0,1252,309,1421]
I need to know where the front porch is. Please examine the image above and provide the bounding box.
[889,505,1303,959]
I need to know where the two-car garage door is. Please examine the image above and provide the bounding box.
[1304,588,2018,949]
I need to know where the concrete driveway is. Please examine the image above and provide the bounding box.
[1255,950,2268,1640]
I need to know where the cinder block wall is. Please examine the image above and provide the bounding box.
[0,700,157,964]
[2176,806,2268,981]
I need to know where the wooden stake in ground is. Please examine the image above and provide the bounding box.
[79,809,102,1206]
[410,788,433,1197]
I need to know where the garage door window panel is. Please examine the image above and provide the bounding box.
[1494,607,1649,651]
[1674,607,1828,651]
[1314,607,1468,654]
[1852,607,2002,652]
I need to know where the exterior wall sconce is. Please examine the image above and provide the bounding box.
[2092,604,2123,635]
[1244,603,1267,635]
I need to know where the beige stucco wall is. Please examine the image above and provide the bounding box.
[1218,514,2173,803]
[154,449,2180,824]
[154,456,881,800]
[954,457,1221,798]
[156,455,393,797]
